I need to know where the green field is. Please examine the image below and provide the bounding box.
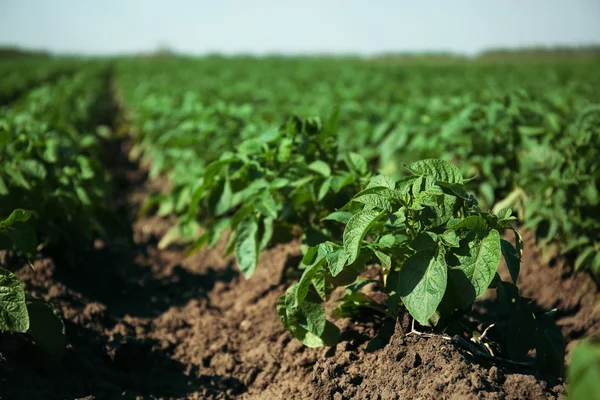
[1,55,599,399]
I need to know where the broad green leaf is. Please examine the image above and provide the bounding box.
[449,229,501,308]
[378,234,395,247]
[259,217,274,251]
[343,210,384,264]
[352,193,392,211]
[575,246,595,271]
[326,250,348,277]
[0,209,33,229]
[235,217,259,278]
[407,159,463,184]
[397,249,447,325]
[346,152,368,175]
[298,299,327,337]
[308,160,331,177]
[295,257,327,306]
[373,249,391,270]
[317,176,332,201]
[441,230,460,248]
[255,191,278,219]
[367,175,395,190]
[322,211,352,224]
[215,178,233,216]
[446,215,488,231]
[0,267,29,333]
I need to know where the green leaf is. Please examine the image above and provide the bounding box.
[326,250,348,277]
[215,178,233,216]
[378,234,395,247]
[322,210,353,224]
[352,193,392,211]
[449,229,501,308]
[298,299,326,337]
[575,246,595,271]
[235,217,259,278]
[308,160,331,177]
[396,249,448,325]
[0,267,29,333]
[367,175,395,190]
[320,106,340,140]
[255,191,278,219]
[441,230,460,248]
[259,217,274,251]
[446,216,488,231]
[0,209,33,229]
[76,156,95,180]
[346,152,368,175]
[343,210,384,264]
[569,338,600,400]
[26,298,66,359]
[407,159,463,184]
[373,249,391,270]
[295,257,327,306]
[501,239,520,284]
[317,176,332,201]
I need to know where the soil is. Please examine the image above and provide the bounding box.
[0,137,598,400]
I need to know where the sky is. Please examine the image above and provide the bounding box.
[0,0,599,56]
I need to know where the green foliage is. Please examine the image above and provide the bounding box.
[279,159,564,377]
[0,64,119,249]
[183,113,369,277]
[568,337,600,400]
[0,267,29,333]
[0,209,66,358]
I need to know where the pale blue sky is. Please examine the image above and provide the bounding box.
[1,0,599,55]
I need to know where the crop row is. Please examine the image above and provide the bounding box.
[114,58,600,380]
[116,58,600,278]
[0,58,83,105]
[0,62,118,356]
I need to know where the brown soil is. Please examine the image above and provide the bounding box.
[1,138,598,400]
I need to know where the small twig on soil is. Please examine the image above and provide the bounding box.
[479,323,495,341]
[405,318,451,340]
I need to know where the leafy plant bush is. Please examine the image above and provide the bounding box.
[0,209,65,358]
[278,159,564,377]
[182,111,372,277]
[0,65,119,250]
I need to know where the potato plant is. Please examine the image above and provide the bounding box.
[278,159,564,377]
[181,111,372,277]
[0,209,65,358]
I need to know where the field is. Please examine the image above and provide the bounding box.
[0,55,599,399]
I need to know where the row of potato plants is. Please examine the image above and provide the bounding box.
[116,57,600,279]
[118,93,565,378]
[115,58,600,382]
[0,63,118,358]
[0,58,82,105]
